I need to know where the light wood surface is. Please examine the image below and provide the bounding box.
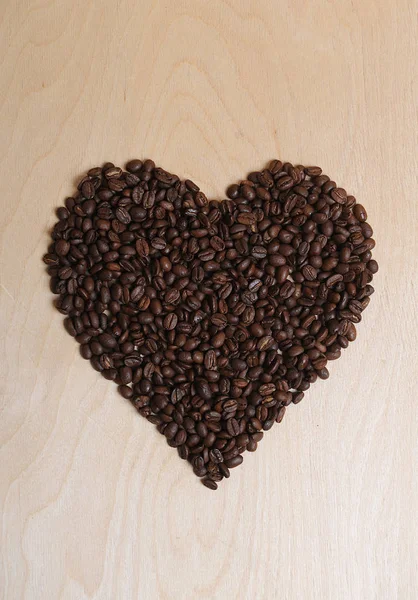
[1,1,417,599]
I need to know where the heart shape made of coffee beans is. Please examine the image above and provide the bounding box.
[44,158,378,489]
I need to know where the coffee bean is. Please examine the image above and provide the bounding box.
[80,344,92,359]
[225,455,243,468]
[151,237,166,251]
[259,383,276,396]
[55,239,70,256]
[81,180,95,199]
[96,331,115,348]
[302,265,317,281]
[326,273,344,287]
[202,478,218,490]
[209,449,224,463]
[118,385,133,399]
[257,336,274,351]
[212,332,226,348]
[277,175,294,191]
[226,418,240,436]
[135,238,149,257]
[119,366,132,385]
[178,445,189,460]
[164,313,178,330]
[58,266,72,280]
[196,379,212,401]
[354,204,368,222]
[45,158,377,489]
[126,159,143,173]
[331,188,347,204]
[237,213,256,226]
[131,285,145,302]
[219,462,230,478]
[204,349,217,370]
[164,422,178,440]
[210,236,225,251]
[252,246,267,259]
[116,207,131,224]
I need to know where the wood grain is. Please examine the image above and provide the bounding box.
[1,1,417,598]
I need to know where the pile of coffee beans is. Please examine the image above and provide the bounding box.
[44,159,378,489]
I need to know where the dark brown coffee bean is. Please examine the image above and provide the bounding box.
[218,462,230,478]
[178,445,189,460]
[204,349,217,370]
[353,204,368,222]
[202,478,218,490]
[58,266,72,280]
[331,187,347,204]
[226,418,240,436]
[135,238,149,257]
[164,313,178,330]
[276,407,286,423]
[277,175,293,190]
[119,366,133,385]
[151,237,166,251]
[55,239,70,256]
[212,332,226,348]
[302,265,317,281]
[257,336,274,351]
[305,166,322,176]
[164,422,178,440]
[326,273,343,287]
[196,380,212,401]
[80,344,92,359]
[225,455,243,468]
[237,212,256,226]
[252,246,267,259]
[118,385,133,399]
[126,159,143,172]
[81,180,95,199]
[115,207,131,224]
[209,449,223,463]
[210,236,225,251]
[259,383,276,396]
[98,333,118,349]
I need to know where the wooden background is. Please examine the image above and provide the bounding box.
[1,1,417,598]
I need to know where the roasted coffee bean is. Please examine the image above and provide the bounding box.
[225,455,243,468]
[331,187,347,204]
[209,449,224,463]
[126,159,143,173]
[136,238,149,257]
[98,333,118,349]
[164,422,179,440]
[204,349,217,370]
[116,207,131,224]
[226,418,240,437]
[202,478,218,490]
[164,313,178,330]
[257,336,274,351]
[119,366,133,385]
[353,204,368,222]
[219,462,230,478]
[212,332,226,348]
[195,379,212,401]
[81,180,95,199]
[302,265,317,281]
[44,158,377,489]
[118,385,133,399]
[55,239,70,256]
